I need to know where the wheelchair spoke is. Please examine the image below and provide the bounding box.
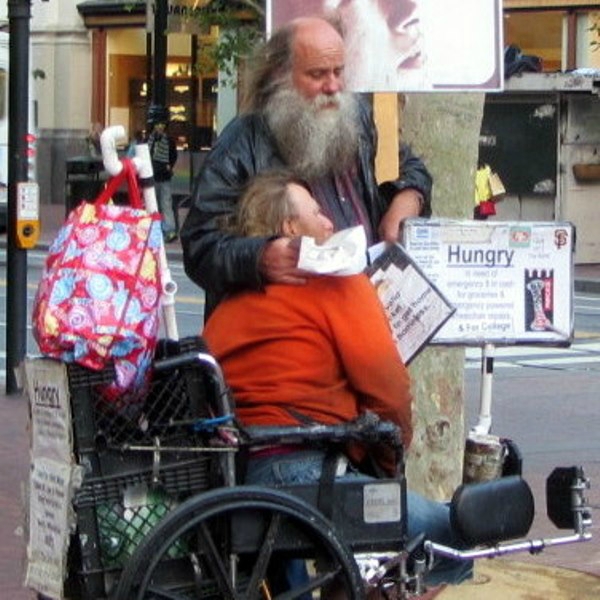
[246,511,282,599]
[196,520,240,599]
[275,566,342,600]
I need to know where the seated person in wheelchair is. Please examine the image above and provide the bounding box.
[203,170,472,589]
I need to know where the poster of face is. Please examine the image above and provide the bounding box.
[267,0,503,92]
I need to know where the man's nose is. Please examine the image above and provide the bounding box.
[322,73,343,95]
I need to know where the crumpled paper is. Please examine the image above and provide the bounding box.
[298,225,367,275]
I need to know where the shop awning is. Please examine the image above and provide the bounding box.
[77,1,146,28]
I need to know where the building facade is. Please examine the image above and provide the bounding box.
[493,1,600,262]
[4,0,600,262]
[20,0,225,211]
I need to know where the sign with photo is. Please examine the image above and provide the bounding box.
[267,0,503,92]
[403,219,575,345]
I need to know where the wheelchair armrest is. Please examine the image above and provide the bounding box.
[153,350,235,421]
[241,412,403,451]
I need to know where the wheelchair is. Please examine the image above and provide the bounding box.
[54,336,591,600]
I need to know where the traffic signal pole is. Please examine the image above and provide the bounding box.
[153,0,168,108]
[6,0,32,394]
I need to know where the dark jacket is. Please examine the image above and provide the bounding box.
[149,131,178,182]
[181,94,432,318]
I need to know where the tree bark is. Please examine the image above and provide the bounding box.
[400,93,485,500]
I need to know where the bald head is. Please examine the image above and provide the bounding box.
[290,17,346,100]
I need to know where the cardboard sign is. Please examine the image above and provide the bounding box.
[26,359,72,464]
[25,358,82,600]
[25,458,83,599]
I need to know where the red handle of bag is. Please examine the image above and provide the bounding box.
[95,159,144,209]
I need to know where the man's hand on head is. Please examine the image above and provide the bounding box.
[378,188,424,243]
[259,237,310,285]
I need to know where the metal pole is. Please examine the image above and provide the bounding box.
[472,342,495,435]
[5,0,31,394]
[190,34,198,190]
[153,0,168,108]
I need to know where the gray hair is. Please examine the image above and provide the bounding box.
[241,14,345,113]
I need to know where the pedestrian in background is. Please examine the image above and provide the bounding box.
[147,105,178,243]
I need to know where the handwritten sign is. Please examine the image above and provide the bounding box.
[26,359,72,463]
[25,358,82,599]
[25,458,83,599]
[367,243,455,363]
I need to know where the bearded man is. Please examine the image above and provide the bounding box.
[180,16,432,318]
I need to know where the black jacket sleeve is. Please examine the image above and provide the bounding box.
[180,114,278,312]
[379,143,433,217]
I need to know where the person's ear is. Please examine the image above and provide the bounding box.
[281,217,298,237]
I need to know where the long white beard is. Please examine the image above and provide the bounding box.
[265,87,360,180]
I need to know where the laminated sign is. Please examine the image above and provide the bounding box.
[366,242,455,364]
[403,219,575,345]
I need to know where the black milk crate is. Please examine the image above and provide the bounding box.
[66,337,227,598]
[68,336,214,458]
[75,457,212,563]
[71,458,214,598]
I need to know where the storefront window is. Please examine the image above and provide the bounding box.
[504,11,564,71]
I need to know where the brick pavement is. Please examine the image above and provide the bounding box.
[0,392,36,599]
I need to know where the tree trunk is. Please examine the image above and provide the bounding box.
[400,93,485,500]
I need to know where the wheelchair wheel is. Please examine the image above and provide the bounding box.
[113,485,365,599]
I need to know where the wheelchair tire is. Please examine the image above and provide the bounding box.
[113,485,365,599]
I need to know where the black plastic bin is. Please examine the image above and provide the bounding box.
[65,336,223,599]
[65,156,106,216]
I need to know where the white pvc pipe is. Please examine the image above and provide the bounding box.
[100,125,126,176]
[134,143,179,340]
[99,126,179,340]
[471,342,494,435]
